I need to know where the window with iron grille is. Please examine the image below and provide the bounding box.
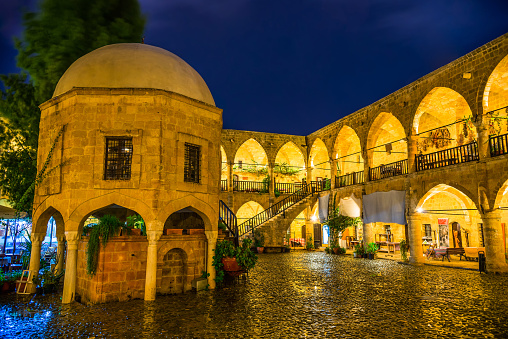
[104,138,133,180]
[184,143,200,183]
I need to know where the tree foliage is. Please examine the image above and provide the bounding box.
[0,0,145,214]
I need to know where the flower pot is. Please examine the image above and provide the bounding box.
[221,257,242,272]
[257,247,264,254]
[1,282,11,293]
[188,229,205,235]
[362,254,368,259]
[353,253,358,258]
[333,248,340,255]
[368,253,374,260]
[130,229,142,236]
[164,229,183,235]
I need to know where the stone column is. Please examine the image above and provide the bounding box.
[477,123,490,160]
[62,232,79,303]
[269,163,275,196]
[27,233,46,293]
[330,160,338,190]
[363,223,374,248]
[363,151,370,182]
[407,213,424,264]
[407,133,419,173]
[205,230,218,289]
[228,160,234,192]
[144,230,162,301]
[482,210,508,273]
[54,235,66,274]
[305,205,314,245]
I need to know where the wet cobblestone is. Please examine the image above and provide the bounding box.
[1,252,508,338]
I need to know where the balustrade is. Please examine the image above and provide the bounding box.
[335,171,364,188]
[489,133,508,157]
[233,180,268,193]
[370,159,408,181]
[415,142,478,171]
[220,179,227,191]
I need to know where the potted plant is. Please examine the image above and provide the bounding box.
[366,242,378,260]
[218,221,228,235]
[325,193,361,254]
[32,266,64,294]
[254,229,265,253]
[125,214,145,236]
[86,214,124,276]
[212,238,257,286]
[284,234,291,252]
[353,244,364,258]
[305,236,315,250]
[400,239,409,262]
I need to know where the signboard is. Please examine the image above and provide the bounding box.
[438,218,449,248]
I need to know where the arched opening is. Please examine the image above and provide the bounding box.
[220,146,228,191]
[417,184,482,250]
[164,207,205,235]
[483,54,508,136]
[233,139,269,192]
[274,142,306,193]
[287,210,306,248]
[76,203,147,303]
[158,248,188,294]
[309,138,330,182]
[367,112,407,171]
[333,126,364,186]
[414,87,476,156]
[236,201,264,225]
[494,181,508,259]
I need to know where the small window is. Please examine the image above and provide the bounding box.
[184,143,200,183]
[104,138,133,180]
[424,224,432,238]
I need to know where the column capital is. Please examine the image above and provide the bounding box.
[205,230,218,242]
[31,232,46,243]
[407,212,422,222]
[56,235,66,242]
[146,230,162,243]
[481,210,501,220]
[64,231,80,243]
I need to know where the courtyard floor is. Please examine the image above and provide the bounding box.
[1,251,508,338]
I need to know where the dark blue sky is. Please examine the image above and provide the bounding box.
[1,0,508,135]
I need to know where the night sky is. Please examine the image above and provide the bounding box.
[1,0,508,136]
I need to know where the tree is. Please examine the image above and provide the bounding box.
[0,0,145,215]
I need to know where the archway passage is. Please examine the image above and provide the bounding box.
[236,201,264,225]
[483,54,508,136]
[287,210,306,247]
[309,138,330,181]
[274,142,306,184]
[414,87,476,155]
[333,126,364,183]
[234,139,268,182]
[221,145,228,183]
[494,182,508,259]
[417,184,482,249]
[367,113,407,169]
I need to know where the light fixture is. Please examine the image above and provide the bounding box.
[311,215,318,222]
[417,207,423,213]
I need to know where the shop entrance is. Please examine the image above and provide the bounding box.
[451,222,463,248]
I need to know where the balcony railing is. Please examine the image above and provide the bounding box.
[415,142,478,171]
[370,159,408,181]
[275,182,303,194]
[335,170,364,188]
[490,133,508,157]
[233,180,268,193]
[220,179,228,191]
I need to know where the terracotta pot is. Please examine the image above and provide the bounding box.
[164,229,183,235]
[257,247,264,254]
[130,229,142,236]
[221,257,241,272]
[332,248,339,255]
[1,282,11,293]
[188,229,205,235]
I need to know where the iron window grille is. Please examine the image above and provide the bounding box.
[104,138,133,180]
[184,143,200,183]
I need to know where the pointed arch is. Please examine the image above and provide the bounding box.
[413,87,475,154]
[333,125,364,176]
[220,145,228,180]
[308,138,330,181]
[367,112,407,168]
[483,53,508,135]
[234,138,269,181]
[157,195,216,231]
[236,201,264,224]
[274,141,306,182]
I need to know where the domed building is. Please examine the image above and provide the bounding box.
[31,43,223,303]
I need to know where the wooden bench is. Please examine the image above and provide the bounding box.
[433,247,465,261]
[464,247,485,261]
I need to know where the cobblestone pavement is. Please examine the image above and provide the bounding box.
[1,252,508,338]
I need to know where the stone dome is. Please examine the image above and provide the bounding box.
[53,43,215,106]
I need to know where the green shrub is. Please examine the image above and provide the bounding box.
[86,214,124,276]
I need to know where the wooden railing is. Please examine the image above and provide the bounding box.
[415,142,478,171]
[335,171,364,188]
[275,182,303,194]
[370,159,408,181]
[490,133,508,157]
[220,179,228,191]
[233,180,268,193]
[219,200,238,246]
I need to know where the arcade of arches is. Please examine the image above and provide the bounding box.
[26,34,508,305]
